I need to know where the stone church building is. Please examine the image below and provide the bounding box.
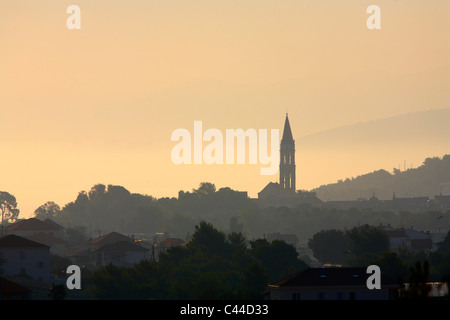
[257,114,322,208]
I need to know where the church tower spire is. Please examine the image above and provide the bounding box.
[279,114,296,192]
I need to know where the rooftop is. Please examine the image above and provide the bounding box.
[281,114,294,144]
[0,276,31,294]
[92,241,148,253]
[158,238,185,248]
[0,234,49,249]
[270,267,398,288]
[27,232,66,245]
[5,218,63,231]
[72,231,134,251]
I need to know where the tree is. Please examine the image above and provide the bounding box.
[250,239,308,282]
[428,251,450,283]
[372,251,409,283]
[34,201,61,220]
[437,230,450,253]
[193,182,216,197]
[66,226,89,247]
[228,232,247,251]
[347,224,389,257]
[88,222,273,300]
[121,205,165,234]
[59,184,157,232]
[88,184,106,199]
[49,283,67,300]
[401,261,432,299]
[0,191,20,234]
[236,261,269,299]
[308,229,350,265]
[50,254,74,275]
[229,216,243,234]
[89,264,133,299]
[313,154,450,201]
[188,221,227,255]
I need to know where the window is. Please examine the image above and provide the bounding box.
[337,292,343,300]
[292,293,301,300]
[19,251,25,260]
[318,292,325,300]
[38,261,44,269]
[349,292,356,300]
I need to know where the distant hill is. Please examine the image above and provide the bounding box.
[311,154,450,201]
[294,108,450,196]
[297,108,450,149]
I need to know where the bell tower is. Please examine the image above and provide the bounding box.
[279,114,296,192]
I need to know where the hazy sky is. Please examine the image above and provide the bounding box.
[0,0,449,218]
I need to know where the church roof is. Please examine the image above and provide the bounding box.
[257,182,282,196]
[281,114,294,144]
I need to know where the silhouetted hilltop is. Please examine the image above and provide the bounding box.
[28,177,450,244]
[295,108,449,194]
[312,155,450,201]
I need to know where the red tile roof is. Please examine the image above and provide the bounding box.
[5,218,63,231]
[92,241,148,253]
[89,232,134,245]
[70,231,135,252]
[0,234,49,248]
[41,218,64,229]
[158,238,184,248]
[27,232,66,245]
[0,277,31,294]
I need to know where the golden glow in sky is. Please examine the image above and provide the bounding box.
[0,1,449,218]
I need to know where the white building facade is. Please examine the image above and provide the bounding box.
[0,235,50,283]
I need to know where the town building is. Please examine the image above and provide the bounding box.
[4,218,67,256]
[66,231,150,268]
[0,234,50,283]
[440,181,450,196]
[265,267,399,300]
[92,241,149,267]
[266,232,299,248]
[0,276,32,300]
[382,225,433,252]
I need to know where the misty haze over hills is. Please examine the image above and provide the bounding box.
[297,108,450,201]
[297,108,450,149]
[311,154,450,202]
[295,108,450,193]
